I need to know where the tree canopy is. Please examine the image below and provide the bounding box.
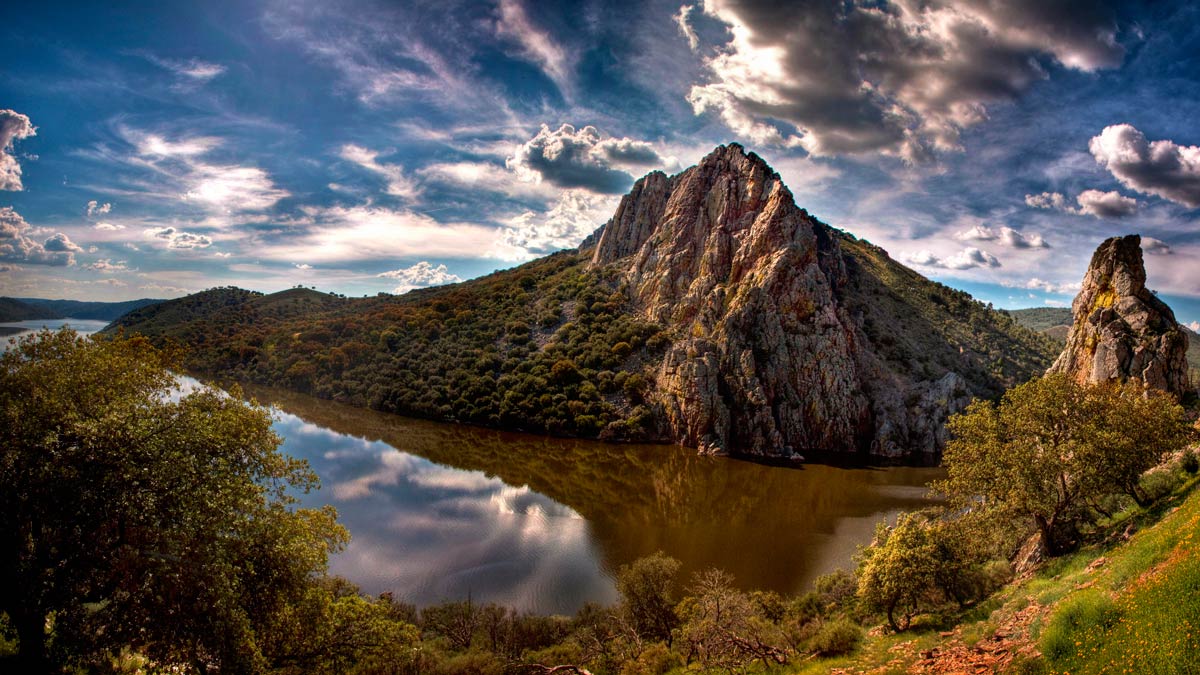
[0,329,346,673]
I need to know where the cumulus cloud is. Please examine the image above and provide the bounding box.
[1142,237,1172,255]
[86,200,112,216]
[1188,321,1200,333]
[957,225,1048,249]
[1005,278,1081,295]
[378,261,464,293]
[1025,188,1138,218]
[686,1,1125,161]
[294,263,313,270]
[1089,124,1200,208]
[500,190,617,256]
[93,221,126,231]
[495,0,574,96]
[1,109,37,191]
[507,124,667,194]
[84,258,130,273]
[0,207,78,266]
[903,246,1001,270]
[675,4,700,50]
[145,226,213,249]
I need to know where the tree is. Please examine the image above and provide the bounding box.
[937,374,1193,555]
[615,552,681,646]
[0,329,347,673]
[855,514,939,632]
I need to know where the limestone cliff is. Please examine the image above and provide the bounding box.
[590,144,985,458]
[1048,235,1190,397]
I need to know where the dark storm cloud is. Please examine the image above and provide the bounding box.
[1089,124,1200,208]
[685,0,1127,161]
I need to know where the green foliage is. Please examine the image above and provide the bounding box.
[1039,590,1121,662]
[1182,448,1199,475]
[0,328,347,673]
[936,374,1194,554]
[809,618,863,656]
[616,552,681,645]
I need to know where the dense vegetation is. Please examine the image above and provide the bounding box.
[6,297,165,321]
[0,296,51,321]
[106,234,1058,444]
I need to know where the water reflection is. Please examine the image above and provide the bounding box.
[241,384,944,615]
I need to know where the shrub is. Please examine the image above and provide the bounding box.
[1182,448,1199,474]
[809,618,863,656]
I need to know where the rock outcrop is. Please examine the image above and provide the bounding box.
[1049,234,1190,397]
[590,144,977,458]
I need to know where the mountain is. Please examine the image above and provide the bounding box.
[105,144,1056,461]
[10,297,165,321]
[1004,307,1072,333]
[0,297,59,322]
[1048,235,1190,397]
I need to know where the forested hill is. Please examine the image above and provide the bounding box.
[1,297,164,321]
[104,235,1055,455]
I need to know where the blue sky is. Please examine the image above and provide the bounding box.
[1,0,1199,326]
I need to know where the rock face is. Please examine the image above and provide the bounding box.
[590,144,974,458]
[1049,234,1190,397]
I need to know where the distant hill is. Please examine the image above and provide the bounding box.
[108,146,1056,461]
[0,297,61,322]
[11,297,165,321]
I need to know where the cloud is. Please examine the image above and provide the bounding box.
[1089,123,1200,208]
[93,221,126,231]
[86,200,112,216]
[377,261,463,293]
[294,263,313,270]
[257,205,521,263]
[0,207,77,266]
[675,4,700,51]
[1188,321,1200,332]
[145,226,213,249]
[1005,278,1081,295]
[140,283,192,295]
[1025,188,1138,218]
[495,0,574,96]
[418,160,558,201]
[500,190,617,256]
[903,246,1001,270]
[957,225,1048,249]
[149,56,226,82]
[84,258,130,273]
[1142,237,1172,255]
[339,145,420,200]
[686,1,1125,161]
[507,124,667,194]
[1,109,37,191]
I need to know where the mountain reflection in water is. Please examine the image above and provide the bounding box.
[246,384,944,615]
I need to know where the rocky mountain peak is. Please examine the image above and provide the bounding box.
[1049,234,1190,397]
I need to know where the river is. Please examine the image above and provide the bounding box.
[239,383,944,615]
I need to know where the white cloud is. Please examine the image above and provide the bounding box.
[903,246,1001,270]
[377,261,463,293]
[675,4,700,51]
[93,221,126,231]
[500,190,617,256]
[418,160,558,201]
[686,1,1124,161]
[145,226,213,250]
[507,124,668,194]
[1,208,80,266]
[495,0,574,96]
[339,144,420,200]
[259,205,522,263]
[1026,189,1138,218]
[1142,237,1172,255]
[294,263,313,270]
[146,55,226,82]
[1005,278,1081,295]
[1089,124,1200,208]
[84,258,130,273]
[86,200,112,216]
[0,109,37,191]
[957,225,1048,249]
[1187,321,1199,332]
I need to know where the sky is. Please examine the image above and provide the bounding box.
[1,0,1199,327]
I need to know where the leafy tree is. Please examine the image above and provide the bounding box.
[0,329,346,673]
[855,513,940,632]
[615,552,681,646]
[936,374,1193,554]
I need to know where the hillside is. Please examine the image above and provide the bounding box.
[13,297,165,321]
[0,297,59,322]
[106,145,1056,460]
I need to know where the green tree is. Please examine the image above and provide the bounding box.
[937,374,1193,555]
[0,329,346,673]
[855,513,940,632]
[616,552,681,646]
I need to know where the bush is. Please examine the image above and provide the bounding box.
[1182,448,1199,474]
[809,618,863,656]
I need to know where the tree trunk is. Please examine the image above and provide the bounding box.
[1035,515,1061,556]
[13,607,50,674]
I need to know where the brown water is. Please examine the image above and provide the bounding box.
[244,383,944,615]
